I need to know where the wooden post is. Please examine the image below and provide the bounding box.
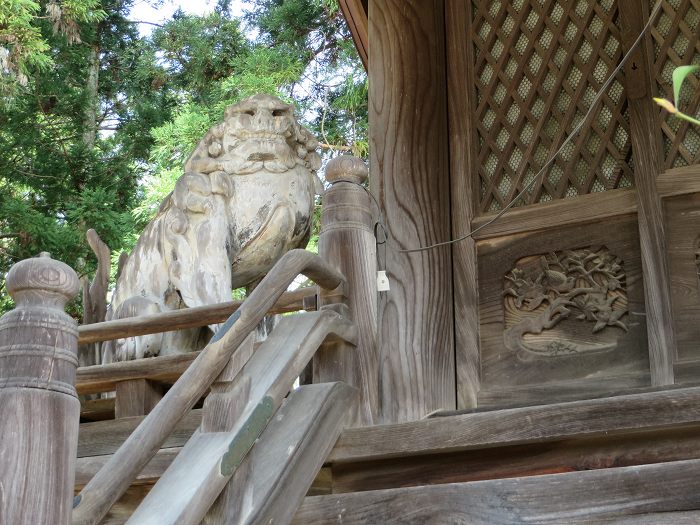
[0,252,80,525]
[315,156,379,426]
[369,0,455,422]
[619,0,676,385]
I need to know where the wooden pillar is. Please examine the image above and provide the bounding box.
[0,252,81,525]
[619,0,676,385]
[315,156,379,426]
[369,0,455,422]
[446,0,480,409]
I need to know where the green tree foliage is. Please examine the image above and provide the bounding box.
[0,0,367,313]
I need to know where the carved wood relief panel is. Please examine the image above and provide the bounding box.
[477,214,649,408]
[503,246,628,359]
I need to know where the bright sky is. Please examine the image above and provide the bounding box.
[130,0,252,36]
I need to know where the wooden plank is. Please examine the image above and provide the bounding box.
[78,287,317,345]
[210,383,357,525]
[77,350,207,395]
[115,379,163,418]
[445,0,480,409]
[75,448,181,488]
[294,459,700,524]
[658,165,700,197]
[471,188,639,239]
[468,166,700,241]
[338,0,368,70]
[331,424,700,493]
[369,0,455,423]
[328,386,700,463]
[127,311,356,524]
[600,511,700,525]
[77,410,201,458]
[619,0,676,386]
[80,397,115,422]
[662,192,700,366]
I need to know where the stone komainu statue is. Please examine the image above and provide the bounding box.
[103,94,322,362]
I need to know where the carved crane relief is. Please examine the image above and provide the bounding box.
[503,246,628,360]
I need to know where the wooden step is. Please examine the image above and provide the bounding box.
[293,459,700,524]
[77,386,700,495]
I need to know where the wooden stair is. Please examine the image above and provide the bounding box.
[77,386,700,523]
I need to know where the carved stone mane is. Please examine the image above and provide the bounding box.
[103,94,322,362]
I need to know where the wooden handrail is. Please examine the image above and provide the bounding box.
[78,287,317,345]
[72,250,346,525]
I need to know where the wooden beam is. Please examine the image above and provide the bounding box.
[210,383,357,525]
[471,188,639,239]
[328,386,700,463]
[338,0,368,70]
[446,0,480,409]
[294,459,700,524]
[619,0,676,385]
[127,311,356,524]
[115,379,163,419]
[78,287,317,345]
[78,410,201,459]
[657,165,700,197]
[331,424,700,493]
[369,0,455,423]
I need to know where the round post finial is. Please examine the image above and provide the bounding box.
[325,156,368,185]
[6,252,80,309]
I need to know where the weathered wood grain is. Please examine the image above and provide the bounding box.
[471,188,639,240]
[658,165,700,197]
[338,0,367,70]
[619,0,676,386]
[327,386,700,463]
[463,166,700,240]
[75,448,181,488]
[294,459,700,524]
[331,424,700,493]
[477,215,649,406]
[445,0,480,409]
[77,410,201,458]
[78,287,316,345]
[114,379,163,419]
[316,156,379,425]
[73,250,345,525]
[369,0,455,423]
[663,192,700,366]
[0,254,81,525]
[80,397,115,422]
[215,383,357,525]
[598,511,700,524]
[127,311,356,524]
[77,351,205,395]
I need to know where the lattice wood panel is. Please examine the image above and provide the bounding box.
[652,0,700,168]
[471,0,634,213]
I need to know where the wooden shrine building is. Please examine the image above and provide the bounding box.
[4,0,700,523]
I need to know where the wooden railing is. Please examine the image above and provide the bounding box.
[0,156,377,525]
[71,249,348,525]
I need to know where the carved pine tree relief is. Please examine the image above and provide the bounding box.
[503,247,628,359]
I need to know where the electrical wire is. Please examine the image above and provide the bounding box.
[331,0,663,255]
